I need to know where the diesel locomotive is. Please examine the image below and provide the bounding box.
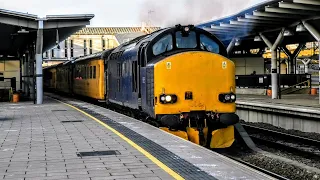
[44,24,240,149]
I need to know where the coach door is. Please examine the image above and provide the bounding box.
[138,42,149,112]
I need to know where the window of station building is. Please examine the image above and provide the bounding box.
[64,50,68,58]
[175,31,197,49]
[65,40,68,48]
[89,48,93,54]
[51,49,55,58]
[70,40,74,48]
[102,39,105,48]
[84,49,87,56]
[93,66,96,79]
[200,34,220,53]
[152,34,173,56]
[71,49,74,57]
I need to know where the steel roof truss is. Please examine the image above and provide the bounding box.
[279,2,320,11]
[253,11,306,19]
[293,0,320,6]
[265,7,320,16]
[244,14,291,22]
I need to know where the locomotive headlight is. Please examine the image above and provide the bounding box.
[184,27,190,32]
[219,93,236,103]
[160,94,177,104]
[231,94,236,100]
[165,95,172,102]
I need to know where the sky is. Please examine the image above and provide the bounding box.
[0,0,264,27]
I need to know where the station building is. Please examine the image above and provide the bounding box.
[42,26,161,67]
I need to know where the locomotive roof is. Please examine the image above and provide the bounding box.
[108,25,226,55]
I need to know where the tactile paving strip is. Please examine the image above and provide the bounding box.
[63,100,217,180]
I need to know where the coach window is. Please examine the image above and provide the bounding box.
[176,31,197,49]
[200,34,220,53]
[87,66,90,79]
[93,66,96,79]
[152,34,173,56]
[90,66,92,79]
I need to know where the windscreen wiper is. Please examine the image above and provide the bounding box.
[200,42,209,52]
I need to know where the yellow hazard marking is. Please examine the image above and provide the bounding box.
[166,62,172,69]
[222,61,227,69]
[54,98,184,180]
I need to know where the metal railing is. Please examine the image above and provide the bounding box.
[235,74,312,89]
[280,80,311,95]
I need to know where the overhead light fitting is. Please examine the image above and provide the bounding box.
[254,36,262,41]
[296,24,306,32]
[284,30,294,36]
[235,38,241,46]
[18,29,29,34]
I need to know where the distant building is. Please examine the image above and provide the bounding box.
[42,26,161,67]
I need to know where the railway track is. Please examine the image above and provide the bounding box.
[242,123,320,161]
[221,153,290,180]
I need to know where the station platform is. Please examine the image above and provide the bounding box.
[0,94,275,180]
[236,94,320,134]
[236,94,320,116]
[237,94,320,108]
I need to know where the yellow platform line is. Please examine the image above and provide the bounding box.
[55,98,184,180]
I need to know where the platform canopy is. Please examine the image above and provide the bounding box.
[0,8,94,58]
[196,0,320,51]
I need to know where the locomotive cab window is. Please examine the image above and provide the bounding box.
[152,34,173,56]
[176,31,197,49]
[200,34,220,53]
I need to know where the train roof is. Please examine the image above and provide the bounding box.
[109,24,226,55]
[73,51,104,63]
[43,62,63,70]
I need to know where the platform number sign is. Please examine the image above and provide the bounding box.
[166,62,171,69]
[222,61,227,69]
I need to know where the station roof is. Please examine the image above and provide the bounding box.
[74,27,161,35]
[0,8,94,58]
[196,0,320,50]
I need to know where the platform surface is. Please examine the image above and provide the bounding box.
[0,94,275,180]
[0,98,173,180]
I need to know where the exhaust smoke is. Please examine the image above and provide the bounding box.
[139,0,264,28]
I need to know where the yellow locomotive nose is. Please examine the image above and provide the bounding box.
[154,51,238,148]
[154,51,236,115]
